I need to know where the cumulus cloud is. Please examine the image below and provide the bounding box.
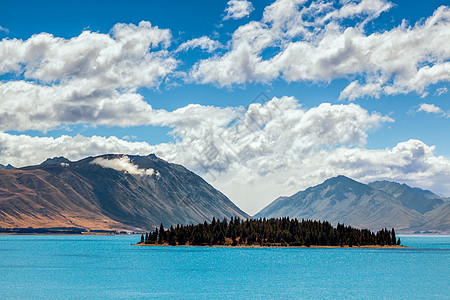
[191,0,450,100]
[91,156,158,176]
[0,21,177,132]
[417,103,444,114]
[223,0,254,20]
[0,21,173,85]
[176,36,221,53]
[0,81,156,131]
[417,103,449,117]
[4,97,450,213]
[2,3,448,132]
[162,97,393,175]
[339,81,382,101]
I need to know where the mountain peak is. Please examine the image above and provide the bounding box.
[256,175,449,232]
[0,164,15,170]
[41,156,71,165]
[324,175,355,184]
[320,175,368,192]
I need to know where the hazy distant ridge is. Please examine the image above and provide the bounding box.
[255,176,449,232]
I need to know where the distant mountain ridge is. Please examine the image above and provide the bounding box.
[368,181,445,214]
[41,156,71,165]
[0,154,248,231]
[0,164,15,169]
[255,176,449,232]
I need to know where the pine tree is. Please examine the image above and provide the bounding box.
[304,235,311,247]
[159,224,165,244]
[153,228,158,241]
[347,237,353,247]
[167,231,176,245]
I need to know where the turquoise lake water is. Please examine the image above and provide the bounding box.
[0,235,449,299]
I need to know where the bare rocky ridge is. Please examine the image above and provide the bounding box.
[0,154,248,231]
[368,180,450,232]
[255,175,449,232]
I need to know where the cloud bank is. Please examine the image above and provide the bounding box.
[192,0,450,99]
[0,2,448,133]
[1,98,449,214]
[0,21,176,131]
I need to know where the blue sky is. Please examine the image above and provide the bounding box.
[0,0,449,213]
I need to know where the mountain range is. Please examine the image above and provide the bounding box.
[0,154,448,233]
[0,154,248,231]
[255,175,449,232]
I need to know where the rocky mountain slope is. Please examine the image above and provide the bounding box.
[0,154,248,231]
[255,176,449,232]
[368,180,449,231]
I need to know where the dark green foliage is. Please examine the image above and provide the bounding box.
[158,224,165,244]
[152,228,158,241]
[140,217,400,247]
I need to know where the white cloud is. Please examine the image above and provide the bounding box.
[2,3,448,133]
[223,0,254,20]
[417,103,449,117]
[323,0,393,25]
[0,21,177,132]
[0,26,8,34]
[417,103,444,114]
[339,81,382,101]
[0,21,174,86]
[325,139,450,193]
[191,1,450,100]
[435,87,448,96]
[0,81,156,131]
[176,36,221,53]
[91,156,158,176]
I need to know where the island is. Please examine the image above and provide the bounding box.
[136,217,402,247]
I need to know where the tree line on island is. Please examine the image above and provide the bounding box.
[139,217,401,247]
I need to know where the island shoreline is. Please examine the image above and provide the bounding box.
[133,242,407,249]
